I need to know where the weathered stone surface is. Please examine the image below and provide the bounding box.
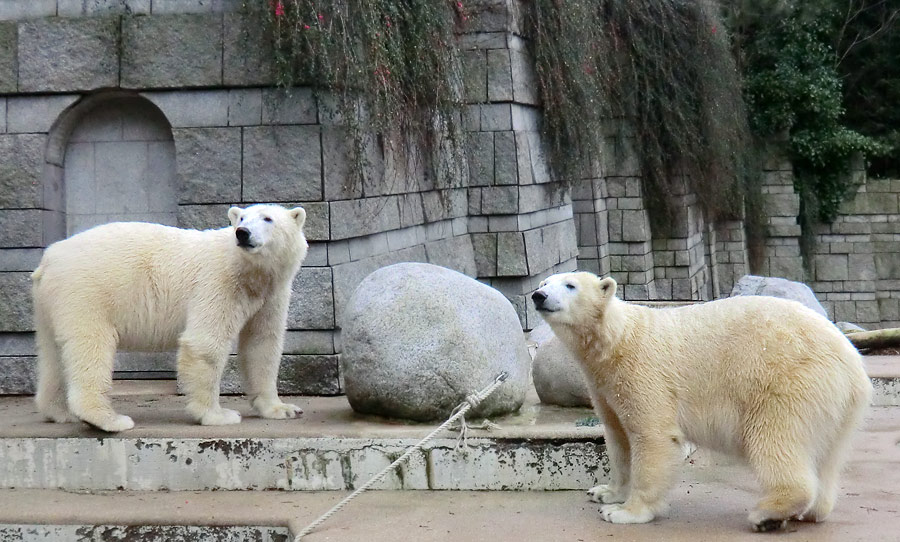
[0,22,16,94]
[220,354,340,395]
[461,50,487,103]
[730,275,828,318]
[0,1,56,20]
[6,95,79,133]
[0,356,34,394]
[287,267,335,330]
[341,262,530,421]
[18,17,119,92]
[493,131,518,186]
[487,49,513,101]
[0,248,42,272]
[173,128,241,203]
[223,10,276,86]
[481,186,518,215]
[0,210,42,248]
[0,273,33,332]
[176,204,234,230]
[262,88,317,124]
[122,14,223,88]
[142,90,229,128]
[329,197,401,240]
[467,131,494,187]
[496,231,526,276]
[0,134,45,208]
[227,88,262,126]
[424,236,477,277]
[57,0,152,16]
[243,126,323,202]
[532,328,591,408]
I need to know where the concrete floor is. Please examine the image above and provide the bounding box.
[0,406,896,541]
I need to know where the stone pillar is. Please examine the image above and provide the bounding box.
[759,157,804,281]
[573,179,610,277]
[649,178,711,300]
[461,0,579,330]
[709,218,749,298]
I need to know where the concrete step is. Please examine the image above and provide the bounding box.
[0,356,896,494]
[866,355,900,406]
[0,383,606,492]
[0,403,898,542]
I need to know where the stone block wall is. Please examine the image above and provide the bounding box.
[4,0,900,396]
[0,0,582,394]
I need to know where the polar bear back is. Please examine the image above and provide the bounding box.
[33,222,241,352]
[622,295,868,452]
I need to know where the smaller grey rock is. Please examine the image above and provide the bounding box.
[836,322,866,334]
[532,327,592,408]
[730,275,828,318]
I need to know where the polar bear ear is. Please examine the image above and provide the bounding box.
[598,277,617,298]
[289,207,307,229]
[228,206,243,227]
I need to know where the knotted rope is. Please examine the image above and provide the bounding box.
[292,372,509,541]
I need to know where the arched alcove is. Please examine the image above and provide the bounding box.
[42,92,178,377]
[62,96,176,235]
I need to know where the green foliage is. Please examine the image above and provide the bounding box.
[260,0,467,189]
[530,0,753,228]
[836,2,900,178]
[737,7,884,222]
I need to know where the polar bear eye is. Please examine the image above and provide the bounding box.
[239,217,244,222]
[263,216,273,223]
[566,283,576,290]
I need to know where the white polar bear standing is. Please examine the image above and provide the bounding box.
[32,204,308,432]
[532,271,872,532]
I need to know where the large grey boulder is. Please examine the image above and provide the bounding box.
[531,323,592,408]
[341,262,531,421]
[731,275,828,318]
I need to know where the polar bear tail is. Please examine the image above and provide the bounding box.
[31,265,43,282]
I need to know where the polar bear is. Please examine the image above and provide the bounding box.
[531,272,871,532]
[32,204,309,432]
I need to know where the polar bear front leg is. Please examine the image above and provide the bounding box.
[238,296,303,420]
[599,429,681,524]
[178,334,241,426]
[589,399,631,504]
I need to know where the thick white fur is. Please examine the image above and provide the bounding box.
[32,204,308,432]
[533,272,872,532]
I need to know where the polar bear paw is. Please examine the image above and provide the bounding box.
[38,402,79,424]
[588,484,628,504]
[200,407,242,426]
[254,399,303,420]
[599,503,655,524]
[84,413,135,433]
[748,509,789,532]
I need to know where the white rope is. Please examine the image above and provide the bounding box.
[292,372,509,541]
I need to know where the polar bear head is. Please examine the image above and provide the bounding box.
[227,204,308,267]
[531,272,617,327]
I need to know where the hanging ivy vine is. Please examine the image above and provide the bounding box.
[529,0,755,231]
[255,0,469,192]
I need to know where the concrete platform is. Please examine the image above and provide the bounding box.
[0,382,607,492]
[0,406,897,541]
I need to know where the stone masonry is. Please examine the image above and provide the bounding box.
[2,0,900,395]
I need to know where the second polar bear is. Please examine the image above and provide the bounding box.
[532,272,871,532]
[32,204,308,432]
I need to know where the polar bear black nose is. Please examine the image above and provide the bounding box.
[532,290,547,307]
[235,227,250,244]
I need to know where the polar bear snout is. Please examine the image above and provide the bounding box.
[235,227,252,247]
[531,290,547,309]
